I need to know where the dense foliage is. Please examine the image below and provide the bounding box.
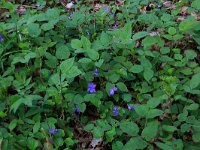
[0,0,200,149]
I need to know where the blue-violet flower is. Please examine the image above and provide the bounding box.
[109,87,117,95]
[87,83,96,93]
[75,104,80,113]
[104,7,109,12]
[127,104,135,111]
[113,106,119,116]
[93,69,98,76]
[49,128,59,134]
[0,34,4,42]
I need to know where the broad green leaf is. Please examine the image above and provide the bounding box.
[41,20,58,31]
[134,104,148,117]
[71,39,82,49]
[191,0,200,9]
[190,73,200,89]
[87,49,99,60]
[60,58,74,73]
[147,109,163,118]
[78,58,92,63]
[116,82,128,92]
[119,121,139,136]
[66,66,81,78]
[132,31,149,41]
[124,137,147,150]
[143,68,154,82]
[155,142,173,150]
[84,123,94,131]
[141,120,158,141]
[147,98,161,108]
[27,23,41,37]
[179,18,198,32]
[129,65,143,73]
[9,119,18,131]
[81,36,91,49]
[56,45,70,60]
[162,125,177,132]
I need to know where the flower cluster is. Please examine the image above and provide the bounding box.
[109,87,118,96]
[49,128,59,134]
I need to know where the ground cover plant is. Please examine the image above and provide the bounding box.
[0,0,200,149]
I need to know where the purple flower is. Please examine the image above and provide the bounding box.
[113,106,119,116]
[156,3,161,8]
[0,34,4,42]
[113,23,118,29]
[75,104,80,113]
[93,69,98,76]
[68,12,73,20]
[49,128,59,134]
[127,104,134,111]
[87,83,96,93]
[86,29,90,36]
[109,87,118,96]
[104,7,109,12]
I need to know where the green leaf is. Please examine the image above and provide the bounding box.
[27,23,41,37]
[71,39,82,49]
[116,82,128,92]
[9,119,18,131]
[168,27,176,35]
[84,123,94,131]
[106,127,116,142]
[143,68,154,82]
[147,109,163,119]
[101,32,112,46]
[141,120,158,141]
[78,58,92,63]
[81,36,91,49]
[162,125,177,132]
[56,45,70,59]
[191,0,200,9]
[60,58,74,73]
[93,127,103,138]
[33,122,40,133]
[155,142,173,150]
[132,31,149,41]
[134,104,148,117]
[124,137,147,150]
[147,98,161,108]
[41,20,58,31]
[184,50,197,59]
[66,66,81,78]
[119,121,139,136]
[179,18,198,32]
[190,73,200,89]
[87,49,99,60]
[129,65,143,73]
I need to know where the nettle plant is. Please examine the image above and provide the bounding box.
[0,0,200,149]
